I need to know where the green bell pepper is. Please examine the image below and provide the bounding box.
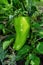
[13,16,30,50]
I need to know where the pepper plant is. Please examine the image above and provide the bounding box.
[0,0,43,65]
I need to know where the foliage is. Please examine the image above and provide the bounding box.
[0,0,43,65]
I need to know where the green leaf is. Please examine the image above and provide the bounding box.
[3,35,15,50]
[0,47,7,61]
[25,54,40,65]
[25,54,30,65]
[0,0,12,20]
[17,45,30,56]
[24,0,32,11]
[0,0,8,5]
[0,23,6,34]
[30,55,40,65]
[15,45,30,61]
[28,54,40,65]
[40,0,43,2]
[36,42,43,54]
[39,30,43,37]
[13,0,21,9]
[25,60,29,65]
[0,24,5,30]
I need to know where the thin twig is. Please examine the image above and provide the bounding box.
[6,28,14,34]
[34,37,43,43]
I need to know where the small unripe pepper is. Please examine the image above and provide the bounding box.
[13,16,30,50]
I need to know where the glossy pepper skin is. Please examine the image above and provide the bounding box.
[13,16,30,50]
